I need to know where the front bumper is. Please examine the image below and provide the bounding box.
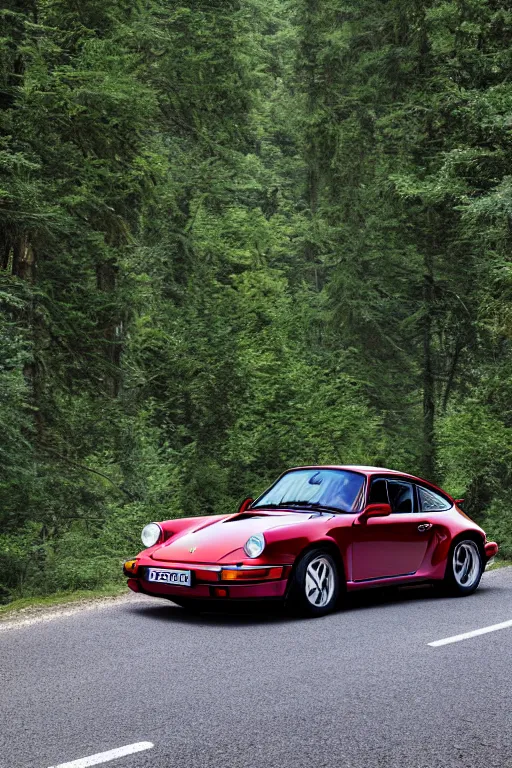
[125,561,291,601]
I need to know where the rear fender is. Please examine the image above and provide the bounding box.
[440,530,486,577]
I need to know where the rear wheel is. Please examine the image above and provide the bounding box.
[442,539,483,596]
[286,549,340,617]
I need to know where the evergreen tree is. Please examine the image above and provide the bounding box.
[1,0,512,603]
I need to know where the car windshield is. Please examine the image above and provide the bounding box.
[252,469,365,514]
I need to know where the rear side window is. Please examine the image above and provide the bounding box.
[418,486,451,512]
[387,481,415,513]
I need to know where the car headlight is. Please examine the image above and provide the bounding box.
[244,533,265,558]
[141,522,162,548]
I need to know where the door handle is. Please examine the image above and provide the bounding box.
[417,523,432,532]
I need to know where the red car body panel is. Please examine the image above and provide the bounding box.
[126,465,498,603]
[151,511,309,564]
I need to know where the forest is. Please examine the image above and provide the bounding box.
[1,0,512,603]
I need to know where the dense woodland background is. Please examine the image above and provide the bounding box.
[1,0,512,602]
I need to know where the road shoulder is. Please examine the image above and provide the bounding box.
[0,588,145,631]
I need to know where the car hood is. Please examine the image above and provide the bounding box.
[150,510,320,563]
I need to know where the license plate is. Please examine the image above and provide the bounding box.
[146,568,192,587]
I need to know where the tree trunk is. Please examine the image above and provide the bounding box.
[96,260,121,397]
[12,235,35,281]
[0,234,12,270]
[302,0,321,292]
[11,234,44,436]
[422,249,435,480]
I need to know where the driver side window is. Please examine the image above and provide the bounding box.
[368,478,389,505]
[387,481,415,513]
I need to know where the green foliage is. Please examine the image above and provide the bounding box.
[1,0,512,602]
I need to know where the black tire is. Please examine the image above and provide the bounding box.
[286,548,340,617]
[442,538,484,597]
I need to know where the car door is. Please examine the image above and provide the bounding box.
[351,478,431,581]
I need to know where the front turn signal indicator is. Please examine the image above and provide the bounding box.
[220,567,283,581]
[123,559,139,576]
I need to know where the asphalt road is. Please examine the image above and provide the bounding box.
[1,567,512,768]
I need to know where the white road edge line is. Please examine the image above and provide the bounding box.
[47,741,154,768]
[429,618,512,647]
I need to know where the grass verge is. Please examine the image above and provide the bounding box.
[0,584,127,618]
[486,558,512,571]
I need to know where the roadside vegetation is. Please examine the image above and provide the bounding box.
[1,0,512,603]
[0,584,126,617]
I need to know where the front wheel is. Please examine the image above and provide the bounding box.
[442,539,483,596]
[286,549,340,617]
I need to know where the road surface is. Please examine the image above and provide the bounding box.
[1,567,511,768]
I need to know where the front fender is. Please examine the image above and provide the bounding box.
[261,516,341,564]
[136,514,231,558]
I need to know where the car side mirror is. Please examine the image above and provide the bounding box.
[238,497,254,514]
[357,502,392,523]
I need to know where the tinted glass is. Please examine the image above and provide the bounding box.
[368,479,389,505]
[418,486,451,512]
[253,469,365,513]
[388,481,414,513]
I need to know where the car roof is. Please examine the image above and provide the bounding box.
[290,464,414,477]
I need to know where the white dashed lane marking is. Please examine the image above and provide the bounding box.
[429,618,512,647]
[47,741,154,767]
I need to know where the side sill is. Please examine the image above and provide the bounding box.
[352,571,415,584]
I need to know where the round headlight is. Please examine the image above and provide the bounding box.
[141,522,162,548]
[244,533,265,559]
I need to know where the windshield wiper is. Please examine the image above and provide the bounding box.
[252,501,344,514]
[289,501,344,514]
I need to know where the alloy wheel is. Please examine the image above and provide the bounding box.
[305,555,335,607]
[453,540,481,588]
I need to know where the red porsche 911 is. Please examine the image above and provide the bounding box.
[124,465,499,617]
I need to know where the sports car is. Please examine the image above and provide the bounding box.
[124,465,499,617]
